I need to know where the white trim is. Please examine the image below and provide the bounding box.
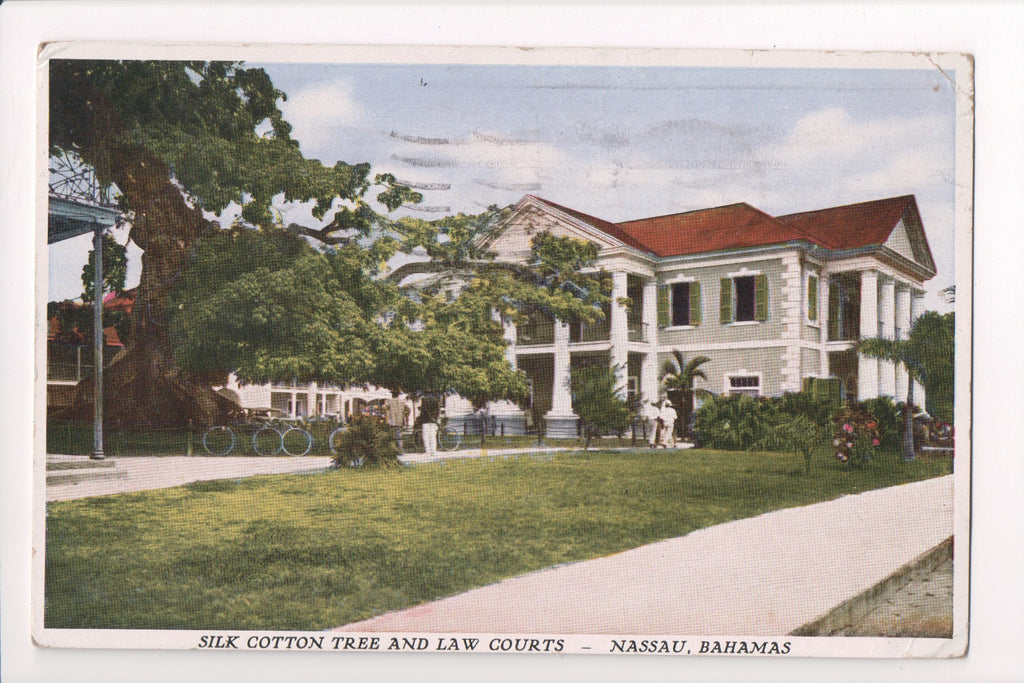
[664,325,696,331]
[665,272,697,284]
[725,265,762,278]
[657,338,836,353]
[727,320,761,327]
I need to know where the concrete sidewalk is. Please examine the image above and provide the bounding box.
[337,475,954,635]
[45,456,334,502]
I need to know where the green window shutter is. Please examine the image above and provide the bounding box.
[657,285,670,328]
[719,278,733,324]
[755,274,768,322]
[808,275,818,322]
[689,281,701,326]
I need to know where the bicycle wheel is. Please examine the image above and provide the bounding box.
[328,425,348,454]
[252,425,283,456]
[438,427,461,452]
[202,426,236,456]
[281,427,313,456]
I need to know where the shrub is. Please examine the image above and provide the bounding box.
[831,403,881,468]
[694,394,827,457]
[773,391,837,428]
[330,416,401,469]
[858,396,904,451]
[694,395,788,451]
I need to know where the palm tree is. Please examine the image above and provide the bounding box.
[858,312,952,460]
[659,352,711,440]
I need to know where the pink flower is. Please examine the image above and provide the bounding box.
[843,423,854,433]
[872,438,880,446]
[865,421,877,429]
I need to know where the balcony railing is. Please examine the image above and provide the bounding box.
[628,321,647,343]
[570,319,610,343]
[517,322,555,346]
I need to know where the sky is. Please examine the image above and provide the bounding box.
[49,61,959,311]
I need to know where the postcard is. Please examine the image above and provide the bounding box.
[34,43,972,659]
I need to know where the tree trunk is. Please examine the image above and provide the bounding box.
[903,372,916,461]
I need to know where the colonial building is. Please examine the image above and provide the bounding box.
[478,194,936,437]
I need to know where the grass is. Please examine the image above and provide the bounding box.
[44,447,952,630]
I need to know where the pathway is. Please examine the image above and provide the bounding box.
[336,475,954,635]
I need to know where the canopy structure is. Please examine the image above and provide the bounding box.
[48,194,122,459]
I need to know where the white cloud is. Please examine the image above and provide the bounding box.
[279,82,362,151]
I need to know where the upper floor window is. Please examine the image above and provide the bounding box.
[720,274,767,324]
[657,280,701,328]
[807,274,819,323]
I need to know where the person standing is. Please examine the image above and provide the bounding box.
[385,390,410,450]
[643,400,660,447]
[659,400,678,449]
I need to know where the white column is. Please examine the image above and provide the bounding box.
[910,290,926,409]
[307,382,318,416]
[610,271,629,397]
[858,270,879,400]
[895,284,911,402]
[641,278,660,407]
[879,277,897,397]
[503,318,517,369]
[545,319,578,437]
[819,274,830,376]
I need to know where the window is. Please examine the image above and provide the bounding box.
[807,274,819,322]
[658,280,701,327]
[670,281,702,327]
[720,274,767,324]
[727,374,761,397]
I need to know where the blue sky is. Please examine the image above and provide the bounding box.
[50,61,958,311]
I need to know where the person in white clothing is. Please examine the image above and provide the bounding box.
[659,400,678,449]
[642,400,661,447]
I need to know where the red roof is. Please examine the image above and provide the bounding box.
[527,195,916,259]
[615,203,812,257]
[775,195,914,250]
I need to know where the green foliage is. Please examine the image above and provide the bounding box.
[49,60,393,230]
[858,310,954,422]
[80,234,128,302]
[330,416,401,469]
[832,403,882,468]
[772,391,837,429]
[695,394,832,454]
[569,363,631,448]
[858,396,905,451]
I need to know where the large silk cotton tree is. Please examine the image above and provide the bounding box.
[49,60,414,427]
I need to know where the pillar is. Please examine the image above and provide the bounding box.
[895,284,911,402]
[91,224,105,459]
[307,381,318,416]
[610,271,629,397]
[641,278,660,408]
[910,290,927,409]
[818,274,830,377]
[545,319,578,437]
[879,276,897,397]
[858,270,879,400]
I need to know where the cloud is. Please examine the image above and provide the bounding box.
[279,81,362,152]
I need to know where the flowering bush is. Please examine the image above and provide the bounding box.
[832,404,881,467]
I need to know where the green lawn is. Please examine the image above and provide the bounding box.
[45,448,952,630]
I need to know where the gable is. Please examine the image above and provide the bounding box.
[485,199,629,263]
[883,218,916,262]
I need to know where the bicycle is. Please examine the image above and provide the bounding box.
[410,423,462,452]
[202,419,315,456]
